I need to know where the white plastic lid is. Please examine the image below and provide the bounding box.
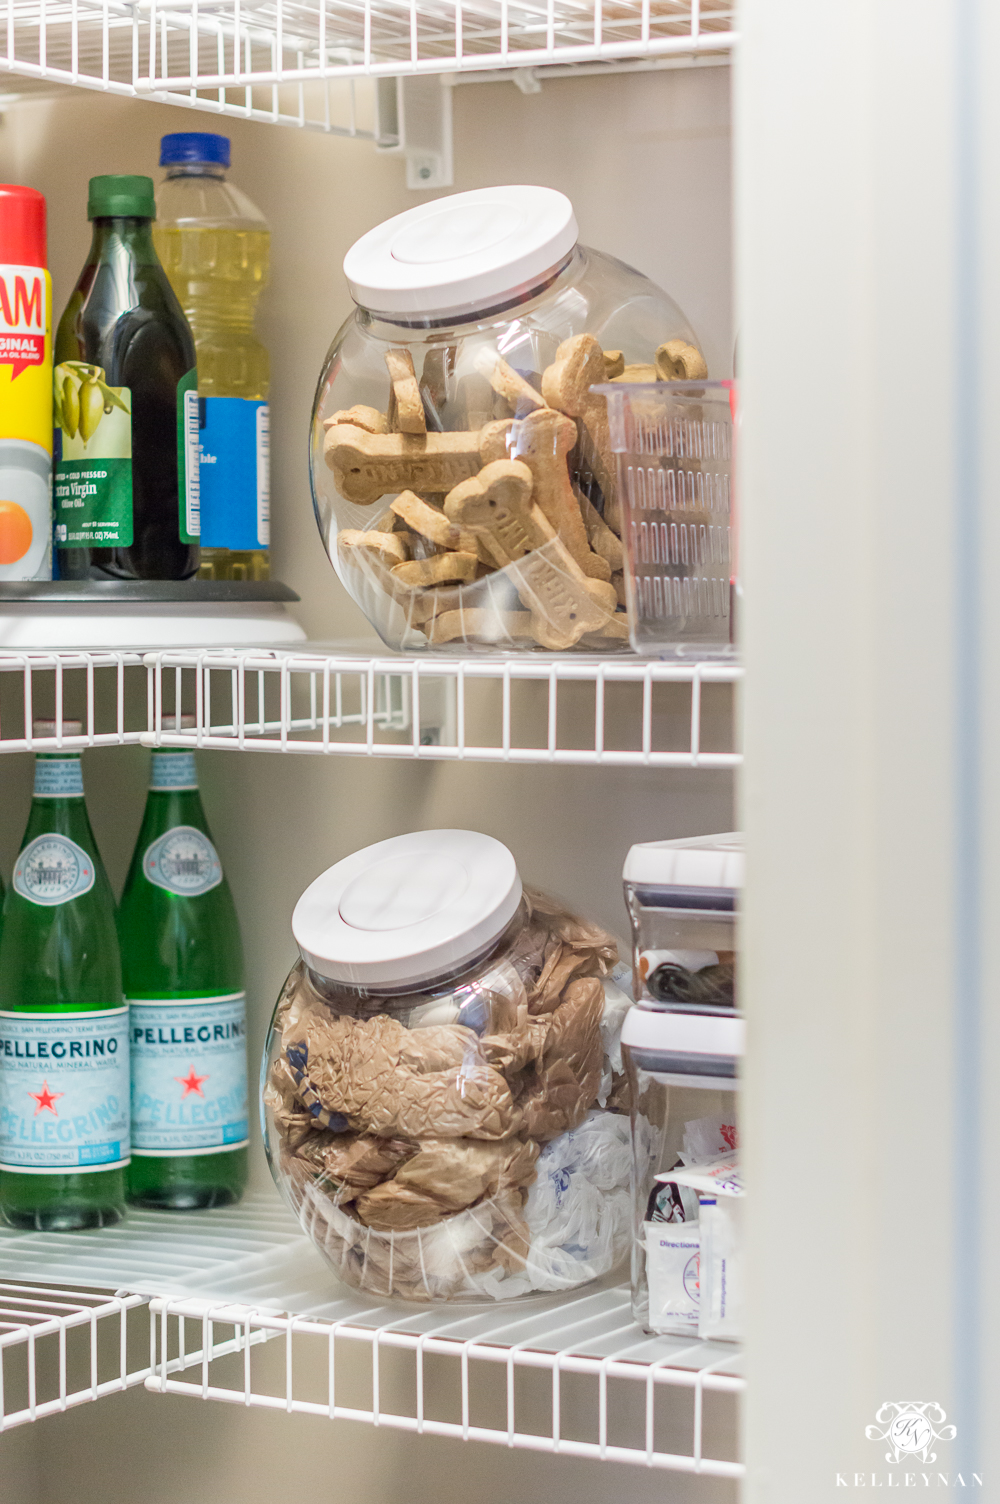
[623,832,744,890]
[292,829,523,989]
[343,186,579,321]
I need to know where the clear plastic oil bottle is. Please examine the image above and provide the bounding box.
[155,133,270,582]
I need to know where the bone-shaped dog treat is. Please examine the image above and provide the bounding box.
[506,408,610,581]
[603,350,625,380]
[324,426,488,506]
[422,608,535,646]
[391,552,479,591]
[655,340,708,381]
[420,347,455,432]
[579,494,624,573]
[475,349,546,414]
[339,529,408,566]
[611,363,658,382]
[541,334,619,530]
[588,612,630,642]
[325,405,387,435]
[385,349,426,435]
[444,460,544,567]
[512,553,619,649]
[390,490,466,551]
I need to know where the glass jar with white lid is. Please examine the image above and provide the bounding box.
[262,829,635,1302]
[309,186,708,654]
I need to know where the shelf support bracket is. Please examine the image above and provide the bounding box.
[375,76,454,190]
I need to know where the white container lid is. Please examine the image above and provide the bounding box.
[623,832,744,891]
[292,829,523,990]
[343,186,579,322]
[621,1003,744,1087]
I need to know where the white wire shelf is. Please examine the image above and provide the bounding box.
[0,0,734,133]
[0,1194,743,1477]
[0,646,740,767]
[0,1283,149,1431]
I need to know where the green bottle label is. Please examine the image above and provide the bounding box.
[52,360,133,549]
[143,825,221,896]
[13,834,95,906]
[177,367,200,544]
[33,759,84,798]
[150,751,198,790]
[129,992,249,1155]
[0,1007,130,1172]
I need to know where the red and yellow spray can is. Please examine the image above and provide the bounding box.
[0,185,52,580]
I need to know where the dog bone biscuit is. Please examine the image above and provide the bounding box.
[655,340,708,381]
[338,529,408,566]
[422,608,535,645]
[390,489,467,551]
[513,554,619,649]
[580,494,625,573]
[475,349,546,414]
[587,612,630,641]
[603,350,625,380]
[541,334,618,527]
[324,405,388,435]
[444,460,547,566]
[507,407,609,579]
[611,363,658,382]
[391,552,479,591]
[324,426,485,505]
[385,349,427,435]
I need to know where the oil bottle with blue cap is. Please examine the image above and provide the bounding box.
[155,133,271,583]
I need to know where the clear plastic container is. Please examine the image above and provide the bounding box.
[621,834,743,1337]
[155,132,270,583]
[598,380,737,658]
[261,830,634,1302]
[309,186,708,654]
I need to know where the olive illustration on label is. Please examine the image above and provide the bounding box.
[62,376,80,439]
[53,362,130,448]
[79,379,104,444]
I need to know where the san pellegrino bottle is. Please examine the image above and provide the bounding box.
[118,725,248,1208]
[53,174,199,581]
[0,720,128,1229]
[155,134,270,583]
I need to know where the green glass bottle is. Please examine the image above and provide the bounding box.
[0,721,128,1230]
[119,732,248,1209]
[53,174,199,582]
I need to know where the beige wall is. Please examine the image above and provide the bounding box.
[0,66,734,1504]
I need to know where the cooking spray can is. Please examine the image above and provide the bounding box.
[0,185,52,580]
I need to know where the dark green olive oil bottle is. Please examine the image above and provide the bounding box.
[53,174,200,580]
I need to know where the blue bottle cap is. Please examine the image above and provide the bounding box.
[159,132,231,167]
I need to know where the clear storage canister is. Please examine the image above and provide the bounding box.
[621,834,743,1338]
[309,185,709,654]
[262,830,634,1303]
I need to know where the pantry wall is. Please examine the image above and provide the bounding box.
[0,66,736,1504]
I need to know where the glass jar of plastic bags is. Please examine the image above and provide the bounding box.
[309,185,708,654]
[262,829,635,1302]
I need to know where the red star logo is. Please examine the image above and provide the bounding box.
[28,1080,64,1116]
[175,1065,209,1099]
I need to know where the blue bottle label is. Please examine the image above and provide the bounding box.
[198,397,269,550]
[0,1007,130,1172]
[33,758,84,797]
[143,825,221,896]
[13,834,96,906]
[128,993,249,1155]
[150,751,198,790]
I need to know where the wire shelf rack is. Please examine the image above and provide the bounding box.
[0,1195,743,1477]
[0,1283,149,1431]
[0,0,735,132]
[0,647,741,766]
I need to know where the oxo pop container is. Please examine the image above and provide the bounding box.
[597,380,737,658]
[262,830,634,1303]
[621,834,743,1336]
[310,185,709,654]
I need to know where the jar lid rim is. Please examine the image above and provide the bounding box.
[292,829,523,989]
[343,186,578,320]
